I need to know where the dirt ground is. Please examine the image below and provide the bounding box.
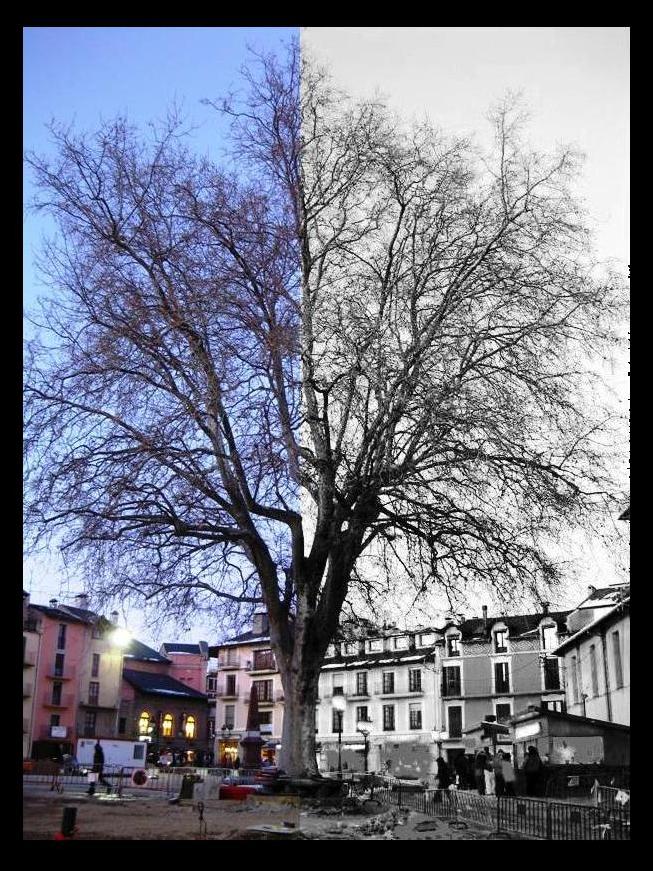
[23,784,514,840]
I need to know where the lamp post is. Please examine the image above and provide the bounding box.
[332,695,346,779]
[356,718,373,773]
[220,724,232,768]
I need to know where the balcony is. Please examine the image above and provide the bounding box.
[23,649,38,668]
[216,686,239,699]
[78,697,119,709]
[42,693,75,709]
[441,684,462,698]
[23,619,41,633]
[23,682,34,698]
[216,655,244,670]
[247,655,277,674]
[44,663,76,681]
[257,689,284,705]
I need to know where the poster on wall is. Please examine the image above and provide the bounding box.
[550,736,604,764]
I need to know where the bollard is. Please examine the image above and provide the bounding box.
[54,806,77,839]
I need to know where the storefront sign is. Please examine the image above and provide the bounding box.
[514,721,541,740]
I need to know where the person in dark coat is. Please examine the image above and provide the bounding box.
[523,746,543,796]
[493,750,506,796]
[454,753,469,789]
[436,756,451,790]
[93,741,110,786]
[474,750,488,795]
[234,755,241,770]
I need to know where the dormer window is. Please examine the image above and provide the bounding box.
[325,645,336,658]
[367,639,383,652]
[393,636,409,650]
[494,629,508,653]
[447,636,460,657]
[344,642,358,656]
[542,625,557,651]
[418,632,436,647]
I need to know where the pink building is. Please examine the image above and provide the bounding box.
[159,642,209,694]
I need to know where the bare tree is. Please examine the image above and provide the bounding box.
[24,41,626,775]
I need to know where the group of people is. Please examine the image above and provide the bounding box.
[473,745,543,796]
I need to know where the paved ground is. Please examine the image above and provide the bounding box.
[23,784,526,840]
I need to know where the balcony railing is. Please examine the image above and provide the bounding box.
[78,697,119,709]
[441,683,462,697]
[248,656,277,673]
[216,686,239,699]
[216,655,243,669]
[45,663,76,681]
[42,693,75,709]
[23,650,38,668]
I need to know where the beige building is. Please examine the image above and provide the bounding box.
[208,613,284,766]
[553,584,629,725]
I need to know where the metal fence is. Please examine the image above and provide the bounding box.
[372,782,630,841]
[593,784,630,811]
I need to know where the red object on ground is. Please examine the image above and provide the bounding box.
[53,832,73,840]
[219,784,258,800]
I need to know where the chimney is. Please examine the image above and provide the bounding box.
[482,605,488,628]
[49,598,58,609]
[587,585,597,598]
[542,601,549,616]
[252,612,269,636]
[74,593,90,610]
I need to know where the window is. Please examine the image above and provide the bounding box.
[118,717,126,735]
[382,672,395,694]
[52,682,62,706]
[226,648,238,666]
[409,669,422,692]
[570,655,580,703]
[589,645,599,696]
[419,633,436,646]
[356,672,368,695]
[368,639,383,652]
[185,715,196,739]
[138,711,151,737]
[208,718,215,738]
[409,704,422,730]
[57,624,67,651]
[91,653,100,678]
[442,666,461,697]
[88,681,99,705]
[356,706,369,723]
[543,658,560,690]
[258,711,272,725]
[447,636,460,657]
[92,623,103,639]
[325,645,336,658]
[225,674,237,695]
[494,630,508,653]
[543,700,566,713]
[344,642,358,655]
[133,744,145,760]
[612,631,624,688]
[542,625,557,651]
[494,662,510,694]
[253,649,276,671]
[83,710,97,736]
[393,636,409,650]
[332,708,344,733]
[448,706,463,737]
[495,703,512,723]
[254,679,273,702]
[383,705,395,731]
[332,674,344,696]
[206,675,217,693]
[54,653,65,677]
[162,713,174,737]
[50,714,60,727]
[224,705,235,729]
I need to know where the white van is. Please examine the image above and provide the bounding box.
[76,738,148,771]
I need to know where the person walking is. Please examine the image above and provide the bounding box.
[454,753,469,790]
[474,750,487,795]
[493,750,506,796]
[436,756,450,790]
[93,740,110,786]
[484,753,495,796]
[234,755,241,770]
[523,746,543,796]
[502,752,516,796]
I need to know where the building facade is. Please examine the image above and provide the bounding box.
[208,612,284,766]
[441,607,569,763]
[553,584,630,725]
[23,593,43,759]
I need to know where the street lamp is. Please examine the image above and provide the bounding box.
[356,718,373,773]
[332,695,346,779]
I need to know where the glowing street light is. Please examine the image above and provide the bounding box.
[110,626,132,648]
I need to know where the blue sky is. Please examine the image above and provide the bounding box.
[23,26,297,645]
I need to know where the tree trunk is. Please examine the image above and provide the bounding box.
[278,670,320,777]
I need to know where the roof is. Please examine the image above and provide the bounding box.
[123,638,170,663]
[553,596,630,655]
[510,705,631,733]
[577,584,629,610]
[619,506,630,521]
[122,669,208,700]
[209,631,270,654]
[30,602,100,624]
[160,642,207,656]
[321,647,435,669]
[448,611,570,641]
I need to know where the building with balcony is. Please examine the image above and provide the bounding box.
[440,605,570,765]
[316,625,440,778]
[552,584,630,725]
[23,592,43,759]
[208,612,283,766]
[27,594,124,760]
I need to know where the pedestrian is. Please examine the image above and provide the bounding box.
[484,753,495,796]
[234,755,241,770]
[221,752,229,769]
[454,753,468,789]
[493,750,505,796]
[474,750,487,795]
[502,752,516,796]
[523,746,543,796]
[436,756,450,790]
[93,740,110,786]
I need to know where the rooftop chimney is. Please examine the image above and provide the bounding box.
[74,593,90,610]
[252,612,269,636]
[49,598,58,609]
[587,585,597,598]
[482,605,488,628]
[542,601,549,616]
